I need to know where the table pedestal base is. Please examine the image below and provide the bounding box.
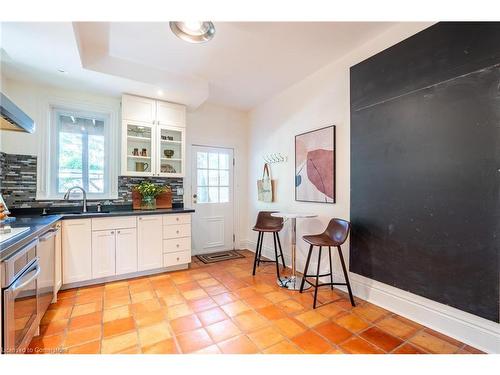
[277,276,311,291]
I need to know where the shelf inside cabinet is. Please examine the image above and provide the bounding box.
[128,135,151,142]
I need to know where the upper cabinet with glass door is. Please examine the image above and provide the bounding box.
[121,94,186,177]
[122,120,155,176]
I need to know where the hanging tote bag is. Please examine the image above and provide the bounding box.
[257,163,275,202]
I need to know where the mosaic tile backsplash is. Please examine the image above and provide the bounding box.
[0,152,184,208]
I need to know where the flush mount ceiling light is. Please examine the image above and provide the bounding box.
[169,21,215,43]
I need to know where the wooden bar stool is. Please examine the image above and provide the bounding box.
[299,218,355,309]
[252,211,286,278]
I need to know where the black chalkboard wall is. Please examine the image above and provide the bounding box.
[350,22,500,322]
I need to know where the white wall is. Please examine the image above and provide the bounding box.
[185,102,249,251]
[246,22,433,274]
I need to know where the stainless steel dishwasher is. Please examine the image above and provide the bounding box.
[37,226,58,318]
[2,239,40,353]
[1,224,58,353]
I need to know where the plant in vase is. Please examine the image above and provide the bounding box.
[134,181,166,210]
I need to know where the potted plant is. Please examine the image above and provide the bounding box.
[134,181,166,210]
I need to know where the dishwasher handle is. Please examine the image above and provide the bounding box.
[10,261,40,292]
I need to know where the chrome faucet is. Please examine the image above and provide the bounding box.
[63,186,88,213]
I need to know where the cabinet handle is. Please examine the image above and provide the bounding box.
[176,244,180,248]
[176,230,179,234]
[139,217,142,220]
[117,230,121,234]
[176,217,179,221]
[176,257,180,261]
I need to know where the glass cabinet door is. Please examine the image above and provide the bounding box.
[123,121,155,176]
[157,125,184,177]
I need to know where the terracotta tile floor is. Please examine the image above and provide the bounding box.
[27,250,484,354]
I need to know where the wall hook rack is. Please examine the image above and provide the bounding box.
[263,153,288,164]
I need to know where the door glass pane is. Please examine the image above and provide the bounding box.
[219,153,229,170]
[208,187,218,203]
[197,152,208,168]
[208,152,219,169]
[197,169,208,186]
[126,123,152,174]
[197,187,209,203]
[219,170,229,186]
[208,170,219,186]
[160,127,182,175]
[219,187,229,203]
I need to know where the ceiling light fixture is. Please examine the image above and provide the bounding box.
[57,68,68,74]
[157,89,164,96]
[169,21,215,43]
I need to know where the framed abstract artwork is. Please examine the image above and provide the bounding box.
[295,125,335,203]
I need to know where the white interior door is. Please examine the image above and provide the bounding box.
[191,145,234,254]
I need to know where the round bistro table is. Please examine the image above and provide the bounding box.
[271,212,318,291]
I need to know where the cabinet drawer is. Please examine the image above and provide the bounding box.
[163,250,191,267]
[163,224,191,239]
[163,237,191,254]
[92,216,136,231]
[163,214,191,226]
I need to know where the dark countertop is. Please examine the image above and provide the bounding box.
[1,207,195,262]
[58,207,194,220]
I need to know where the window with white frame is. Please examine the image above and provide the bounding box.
[47,107,115,199]
[196,151,230,203]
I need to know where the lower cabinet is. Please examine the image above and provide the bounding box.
[137,215,163,271]
[62,219,92,284]
[54,222,62,301]
[116,228,138,275]
[61,214,189,287]
[92,230,117,279]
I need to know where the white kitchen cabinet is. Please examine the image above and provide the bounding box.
[62,219,92,284]
[53,222,62,301]
[156,101,186,127]
[122,94,156,124]
[163,213,192,267]
[137,215,163,271]
[116,228,138,275]
[121,120,156,177]
[91,230,116,279]
[157,125,185,177]
[121,94,186,177]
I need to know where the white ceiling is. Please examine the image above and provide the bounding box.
[1,22,398,110]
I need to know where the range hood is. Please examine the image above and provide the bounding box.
[0,92,35,133]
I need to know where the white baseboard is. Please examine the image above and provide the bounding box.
[242,239,499,353]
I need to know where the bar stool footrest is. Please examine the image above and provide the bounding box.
[303,278,348,289]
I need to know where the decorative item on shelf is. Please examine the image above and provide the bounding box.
[133,181,167,210]
[166,135,174,141]
[132,183,172,210]
[263,152,288,164]
[295,125,335,203]
[161,164,176,174]
[141,148,148,157]
[164,149,174,158]
[135,162,149,172]
[161,135,167,140]
[132,148,139,156]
